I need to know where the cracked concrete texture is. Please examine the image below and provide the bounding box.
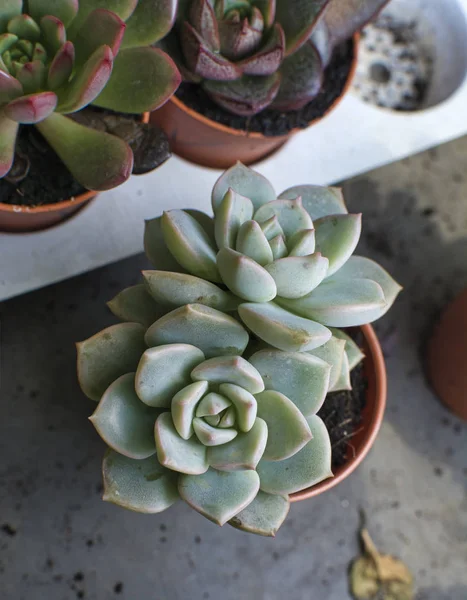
[1,137,467,600]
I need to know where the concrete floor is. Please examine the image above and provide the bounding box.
[1,138,467,600]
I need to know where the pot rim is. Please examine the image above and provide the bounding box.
[290,323,387,502]
[169,33,360,141]
[0,111,150,216]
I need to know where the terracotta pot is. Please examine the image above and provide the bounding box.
[151,36,359,169]
[426,289,467,421]
[0,112,150,233]
[290,323,387,502]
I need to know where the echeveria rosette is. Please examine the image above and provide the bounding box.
[77,307,335,536]
[167,0,390,116]
[144,162,402,371]
[0,0,181,190]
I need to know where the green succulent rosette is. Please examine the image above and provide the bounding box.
[78,298,339,536]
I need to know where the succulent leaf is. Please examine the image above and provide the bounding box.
[212,161,276,213]
[254,197,313,238]
[236,220,274,266]
[72,9,125,68]
[328,350,351,392]
[7,14,41,42]
[196,392,231,417]
[144,217,190,273]
[47,40,74,89]
[215,188,254,250]
[143,270,239,312]
[107,284,165,328]
[265,253,329,299]
[238,22,284,76]
[90,373,161,459]
[135,344,205,408]
[189,0,220,51]
[256,390,312,461]
[0,69,23,104]
[219,383,257,432]
[178,468,260,526]
[238,302,331,352]
[217,248,277,303]
[15,60,46,94]
[172,380,209,439]
[314,214,362,277]
[268,234,288,260]
[275,0,329,55]
[250,349,331,416]
[121,0,178,49]
[92,46,181,113]
[191,356,265,395]
[155,411,209,474]
[5,91,57,123]
[161,210,221,283]
[192,417,238,446]
[28,0,79,28]
[229,490,289,537]
[102,449,179,514]
[307,335,346,389]
[77,322,146,402]
[0,111,18,177]
[36,112,134,191]
[323,0,390,47]
[208,417,268,471]
[0,2,23,32]
[257,415,332,495]
[39,15,66,56]
[278,278,387,327]
[287,229,316,257]
[144,304,249,358]
[67,0,138,37]
[330,327,365,370]
[279,184,348,220]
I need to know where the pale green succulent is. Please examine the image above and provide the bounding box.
[77,303,342,536]
[144,162,402,359]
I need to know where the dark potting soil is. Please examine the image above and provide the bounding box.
[317,331,368,470]
[175,39,353,136]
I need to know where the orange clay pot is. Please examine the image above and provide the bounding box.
[151,35,359,169]
[290,323,387,502]
[0,112,150,233]
[426,289,467,421]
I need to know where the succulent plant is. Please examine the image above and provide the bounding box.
[0,0,181,190]
[144,162,402,365]
[166,0,390,115]
[77,304,342,536]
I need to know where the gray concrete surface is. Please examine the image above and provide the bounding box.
[1,139,467,600]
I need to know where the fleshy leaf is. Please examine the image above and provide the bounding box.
[212,161,276,213]
[260,214,284,241]
[136,344,205,408]
[288,229,316,257]
[254,198,313,238]
[161,210,221,283]
[40,15,66,56]
[90,373,160,459]
[219,383,257,433]
[7,15,41,41]
[192,417,238,446]
[236,220,274,266]
[0,112,18,178]
[265,254,329,299]
[217,248,277,303]
[327,255,402,320]
[229,490,289,537]
[256,390,311,461]
[0,1,22,32]
[191,356,265,395]
[122,0,177,48]
[219,405,236,428]
[271,40,323,111]
[269,234,288,260]
[208,418,268,471]
[329,350,351,392]
[77,322,146,402]
[178,468,260,526]
[276,0,329,55]
[172,380,209,440]
[308,336,346,389]
[145,304,248,359]
[155,412,209,475]
[278,279,387,327]
[72,8,125,67]
[203,73,281,117]
[47,41,75,90]
[0,68,22,103]
[189,0,220,51]
[143,270,238,312]
[36,112,133,190]
[29,0,79,28]
[323,0,390,47]
[102,449,179,514]
[144,217,189,272]
[258,415,332,495]
[92,46,181,113]
[239,23,285,76]
[196,392,231,417]
[250,349,331,416]
[330,327,365,370]
[215,188,254,250]
[279,185,348,219]
[107,284,164,328]
[314,214,362,277]
[5,91,57,124]
[238,302,331,352]
[67,0,138,37]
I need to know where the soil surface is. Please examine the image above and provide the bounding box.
[175,39,354,136]
[318,330,367,469]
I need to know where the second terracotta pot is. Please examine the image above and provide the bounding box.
[151,36,359,169]
[290,323,387,502]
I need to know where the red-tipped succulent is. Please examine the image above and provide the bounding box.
[169,0,389,116]
[0,0,181,191]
